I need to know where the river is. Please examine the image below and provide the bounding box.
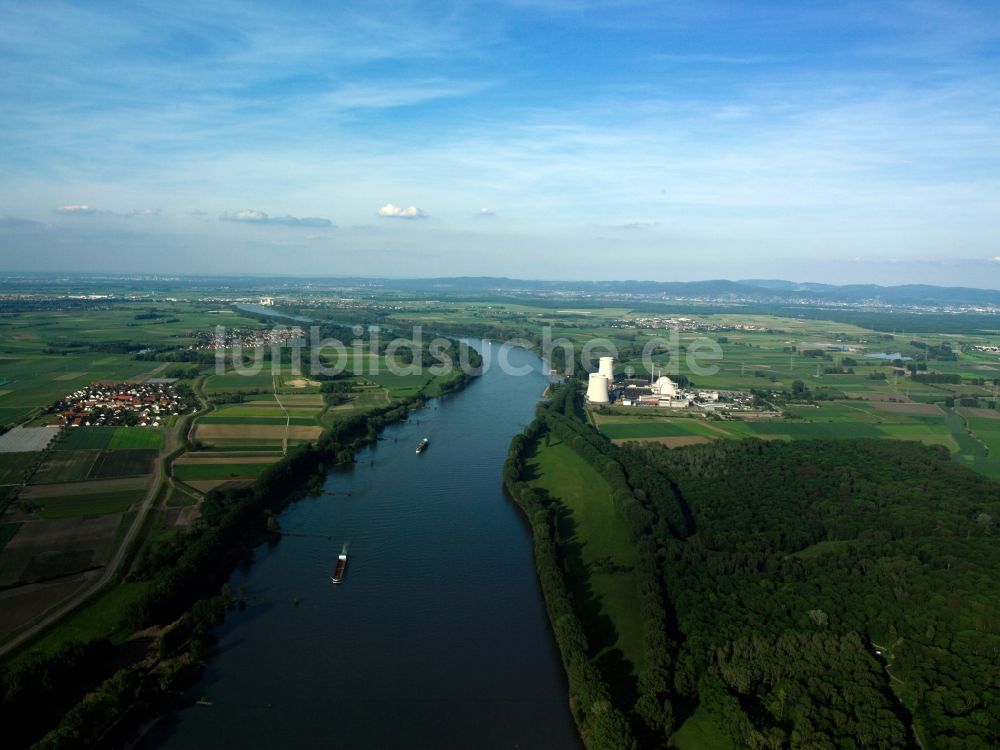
[147,341,581,749]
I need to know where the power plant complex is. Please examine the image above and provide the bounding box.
[585,357,737,411]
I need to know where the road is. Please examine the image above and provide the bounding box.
[273,374,290,455]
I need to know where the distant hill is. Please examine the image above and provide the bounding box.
[4,272,1000,307]
[374,276,1000,306]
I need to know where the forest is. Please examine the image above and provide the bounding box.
[507,382,999,749]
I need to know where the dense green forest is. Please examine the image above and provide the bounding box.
[507,382,999,749]
[635,438,999,749]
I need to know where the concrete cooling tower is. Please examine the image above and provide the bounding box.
[598,356,615,382]
[586,373,610,404]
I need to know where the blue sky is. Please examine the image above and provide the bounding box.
[1,0,999,285]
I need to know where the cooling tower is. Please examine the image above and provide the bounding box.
[598,356,615,382]
[586,373,610,404]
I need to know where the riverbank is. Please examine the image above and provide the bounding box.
[6,343,483,749]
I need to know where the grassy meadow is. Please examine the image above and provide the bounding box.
[527,437,646,677]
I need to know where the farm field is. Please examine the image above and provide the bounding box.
[0,426,60,453]
[56,426,164,451]
[0,513,123,588]
[18,476,148,520]
[88,449,157,478]
[31,450,100,483]
[193,423,323,441]
[0,452,40,484]
[26,490,143,520]
[173,461,277,481]
[327,388,391,418]
[30,448,156,485]
[2,581,153,665]
[594,400,965,456]
[203,371,276,393]
[191,365,334,458]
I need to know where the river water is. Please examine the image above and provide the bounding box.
[149,342,581,749]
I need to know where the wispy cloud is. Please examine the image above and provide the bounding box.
[55,204,99,215]
[220,209,333,227]
[54,204,160,218]
[377,203,425,219]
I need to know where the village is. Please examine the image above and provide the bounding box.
[189,325,306,350]
[53,381,196,427]
[609,315,765,333]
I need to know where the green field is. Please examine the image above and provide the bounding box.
[595,400,967,461]
[3,581,153,667]
[204,371,276,393]
[326,389,390,419]
[108,427,164,450]
[527,438,645,675]
[597,418,721,440]
[31,450,100,484]
[365,371,436,395]
[57,427,117,450]
[208,405,314,417]
[196,416,317,425]
[194,439,284,451]
[33,489,143,519]
[56,426,164,451]
[88,449,157,478]
[173,462,274,480]
[0,452,40,484]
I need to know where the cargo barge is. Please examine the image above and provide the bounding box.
[331,553,348,583]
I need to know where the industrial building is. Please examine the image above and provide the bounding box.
[584,357,727,410]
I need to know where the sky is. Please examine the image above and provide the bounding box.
[1,0,1000,286]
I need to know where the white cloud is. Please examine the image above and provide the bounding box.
[377,203,425,219]
[477,207,495,216]
[220,209,333,227]
[55,204,98,214]
[226,209,267,222]
[129,208,160,217]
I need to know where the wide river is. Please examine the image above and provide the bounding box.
[149,341,581,749]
